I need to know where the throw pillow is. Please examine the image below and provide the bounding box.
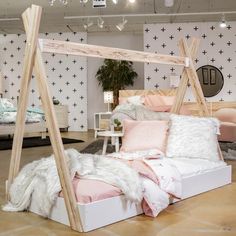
[120,120,169,153]
[166,114,220,161]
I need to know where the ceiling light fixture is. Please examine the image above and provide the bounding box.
[219,14,227,28]
[164,0,174,7]
[0,17,20,21]
[116,17,127,31]
[129,0,136,3]
[97,17,104,28]
[49,0,68,6]
[112,0,118,4]
[83,18,93,30]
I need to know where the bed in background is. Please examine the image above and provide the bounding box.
[0,98,46,138]
[118,89,236,142]
[119,89,236,116]
[0,71,46,138]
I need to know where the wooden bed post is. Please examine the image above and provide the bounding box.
[7,5,83,232]
[172,38,209,116]
[7,5,42,194]
[171,38,200,114]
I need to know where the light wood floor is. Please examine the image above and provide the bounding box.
[0,131,236,236]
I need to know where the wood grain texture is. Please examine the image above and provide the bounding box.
[179,38,209,116]
[119,89,177,97]
[40,38,187,66]
[171,38,200,114]
[7,5,42,197]
[23,7,83,232]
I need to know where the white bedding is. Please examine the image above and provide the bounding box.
[165,157,226,178]
[110,151,226,178]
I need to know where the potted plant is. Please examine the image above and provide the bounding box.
[113,118,122,132]
[96,59,138,109]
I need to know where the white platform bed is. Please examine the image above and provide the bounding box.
[0,122,46,138]
[29,163,231,232]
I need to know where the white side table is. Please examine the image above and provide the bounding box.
[97,131,124,155]
[94,112,112,138]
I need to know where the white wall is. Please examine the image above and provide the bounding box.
[0,32,88,131]
[144,22,236,102]
[87,32,144,129]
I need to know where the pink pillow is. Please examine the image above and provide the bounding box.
[144,95,175,107]
[120,120,168,152]
[146,105,172,112]
[214,108,236,123]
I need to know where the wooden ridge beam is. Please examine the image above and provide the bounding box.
[39,38,188,66]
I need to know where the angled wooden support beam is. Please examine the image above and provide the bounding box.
[39,38,188,66]
[171,38,200,114]
[179,38,209,116]
[23,7,83,232]
[7,5,42,198]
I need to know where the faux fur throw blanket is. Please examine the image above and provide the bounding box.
[3,149,143,217]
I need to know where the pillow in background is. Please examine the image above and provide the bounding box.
[119,95,144,106]
[135,106,170,121]
[214,108,236,124]
[166,114,220,161]
[144,95,175,107]
[144,95,175,112]
[127,95,145,106]
[120,120,169,153]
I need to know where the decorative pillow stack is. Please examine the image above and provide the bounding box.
[166,114,220,161]
[120,120,169,153]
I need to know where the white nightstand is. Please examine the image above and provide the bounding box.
[94,112,112,138]
[40,104,69,131]
[97,131,124,155]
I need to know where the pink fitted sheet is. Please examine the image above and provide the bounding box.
[59,178,122,203]
[60,159,159,204]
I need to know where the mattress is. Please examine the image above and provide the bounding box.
[64,158,227,204]
[167,158,227,177]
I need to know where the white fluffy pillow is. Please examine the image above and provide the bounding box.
[127,96,144,106]
[166,114,220,161]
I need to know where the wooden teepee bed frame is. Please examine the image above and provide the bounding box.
[6,5,231,232]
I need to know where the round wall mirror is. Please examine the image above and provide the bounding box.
[196,65,224,97]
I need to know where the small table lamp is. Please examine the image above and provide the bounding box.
[104,91,114,113]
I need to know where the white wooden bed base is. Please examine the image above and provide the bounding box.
[29,165,231,232]
[6,5,227,232]
[0,122,46,138]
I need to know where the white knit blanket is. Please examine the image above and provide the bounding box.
[2,149,143,217]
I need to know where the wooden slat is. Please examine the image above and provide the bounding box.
[22,8,83,232]
[171,38,200,114]
[7,5,42,197]
[119,89,177,98]
[180,38,209,116]
[39,38,187,66]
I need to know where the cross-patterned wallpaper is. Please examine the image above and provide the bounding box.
[0,32,87,131]
[144,22,236,102]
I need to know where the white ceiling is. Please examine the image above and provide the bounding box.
[0,0,236,34]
